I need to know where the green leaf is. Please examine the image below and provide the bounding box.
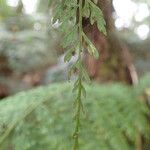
[82,67,91,83]
[64,0,77,7]
[93,0,98,4]
[81,85,86,97]
[83,1,90,18]
[62,25,78,48]
[72,78,80,93]
[82,32,99,59]
[52,4,63,24]
[64,49,75,62]
[97,18,107,36]
[68,60,79,80]
[88,0,107,35]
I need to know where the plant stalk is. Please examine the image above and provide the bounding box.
[73,0,83,149]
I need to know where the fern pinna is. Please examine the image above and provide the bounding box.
[50,0,106,149]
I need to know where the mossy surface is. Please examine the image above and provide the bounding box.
[0,75,150,150]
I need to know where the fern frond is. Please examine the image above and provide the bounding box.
[0,83,149,150]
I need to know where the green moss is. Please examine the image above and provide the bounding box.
[0,81,150,150]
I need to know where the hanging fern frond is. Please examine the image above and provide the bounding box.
[50,1,107,148]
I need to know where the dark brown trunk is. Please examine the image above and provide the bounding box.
[83,0,138,85]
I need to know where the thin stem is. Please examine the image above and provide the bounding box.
[73,0,83,149]
[73,79,82,150]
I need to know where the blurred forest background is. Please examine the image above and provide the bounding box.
[0,0,150,97]
[0,0,150,150]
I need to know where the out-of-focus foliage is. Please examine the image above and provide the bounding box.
[0,13,57,73]
[36,0,51,13]
[4,15,34,31]
[0,74,150,150]
[0,30,55,73]
[0,0,15,20]
[132,0,150,6]
[0,1,62,96]
[128,39,150,76]
[135,73,150,95]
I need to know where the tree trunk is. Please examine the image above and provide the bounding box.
[83,0,138,85]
